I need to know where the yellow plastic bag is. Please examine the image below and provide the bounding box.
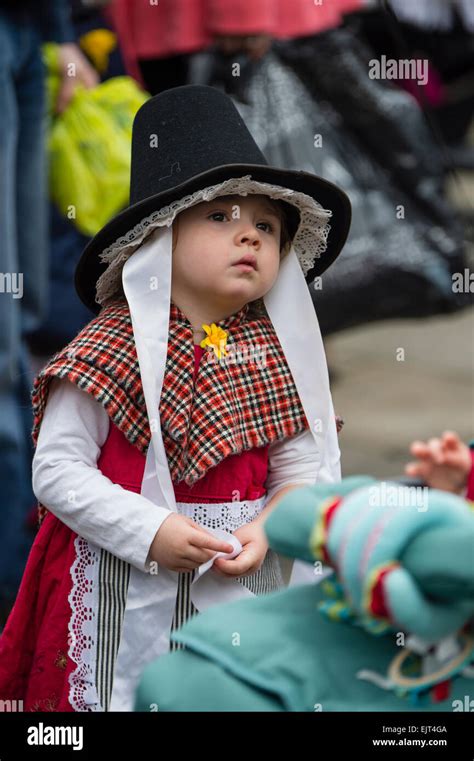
[44,43,149,236]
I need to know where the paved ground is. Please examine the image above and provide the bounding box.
[326,306,473,480]
[323,148,474,481]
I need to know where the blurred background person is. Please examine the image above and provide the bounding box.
[0,0,97,619]
[105,0,363,94]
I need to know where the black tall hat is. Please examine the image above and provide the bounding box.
[75,85,351,313]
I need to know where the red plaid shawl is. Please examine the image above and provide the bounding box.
[31,298,311,492]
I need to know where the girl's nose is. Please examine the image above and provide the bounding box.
[238,229,261,247]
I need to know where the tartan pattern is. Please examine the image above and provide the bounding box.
[31,297,310,519]
[31,299,148,455]
[161,300,310,485]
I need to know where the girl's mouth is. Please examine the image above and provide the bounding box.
[233,263,256,272]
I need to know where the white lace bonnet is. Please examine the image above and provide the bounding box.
[94,174,331,307]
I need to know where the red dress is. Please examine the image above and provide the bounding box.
[0,346,270,711]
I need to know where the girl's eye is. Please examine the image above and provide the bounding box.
[208,213,274,233]
[208,212,228,222]
[257,222,274,233]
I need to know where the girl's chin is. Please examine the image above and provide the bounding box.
[220,288,262,304]
[210,278,258,296]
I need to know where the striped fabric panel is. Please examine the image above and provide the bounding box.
[169,549,284,651]
[170,571,198,652]
[95,549,131,711]
[235,548,284,595]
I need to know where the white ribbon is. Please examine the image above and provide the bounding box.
[263,247,340,585]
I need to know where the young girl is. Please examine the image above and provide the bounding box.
[0,85,351,711]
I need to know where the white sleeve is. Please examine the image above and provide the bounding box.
[32,377,173,572]
[265,414,341,502]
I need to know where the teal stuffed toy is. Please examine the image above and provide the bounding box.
[134,476,474,711]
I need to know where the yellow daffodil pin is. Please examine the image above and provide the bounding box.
[200,323,228,359]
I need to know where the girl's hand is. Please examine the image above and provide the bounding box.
[212,521,269,578]
[149,514,234,573]
[404,430,472,494]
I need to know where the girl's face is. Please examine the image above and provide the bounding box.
[171,194,282,314]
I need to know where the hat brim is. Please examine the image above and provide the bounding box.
[74,164,351,314]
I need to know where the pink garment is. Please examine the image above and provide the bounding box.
[205,0,276,36]
[397,62,446,108]
[467,448,474,501]
[274,0,364,40]
[105,0,364,82]
[207,0,364,39]
[104,0,212,82]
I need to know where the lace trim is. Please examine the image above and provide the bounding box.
[67,536,103,712]
[95,175,332,308]
[175,495,266,533]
